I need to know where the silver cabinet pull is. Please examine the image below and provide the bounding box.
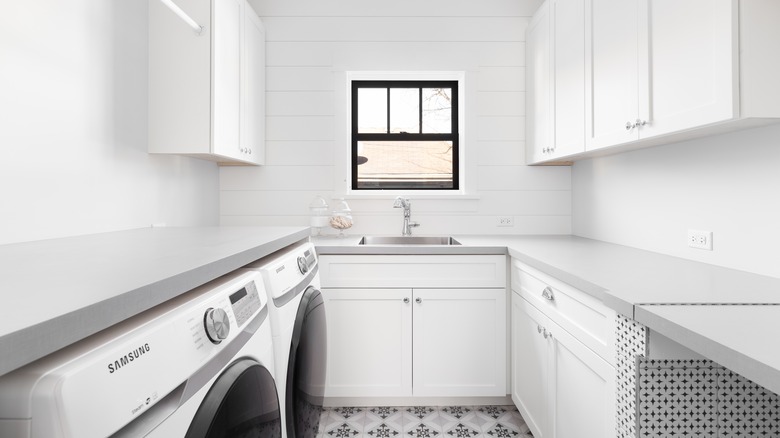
[636,119,647,127]
[625,121,635,131]
[415,297,422,304]
[541,287,554,301]
[403,297,410,303]
[537,325,543,334]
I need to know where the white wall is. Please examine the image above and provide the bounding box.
[220,0,572,236]
[572,124,780,278]
[0,0,219,245]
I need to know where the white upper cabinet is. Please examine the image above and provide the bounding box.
[527,0,587,164]
[551,0,586,159]
[526,1,553,164]
[585,0,641,150]
[528,0,780,163]
[587,0,737,150]
[149,0,265,165]
[636,0,737,141]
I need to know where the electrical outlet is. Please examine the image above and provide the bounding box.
[497,216,514,227]
[688,229,713,250]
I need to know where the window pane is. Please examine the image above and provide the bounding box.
[355,140,453,189]
[422,88,452,133]
[390,88,420,133]
[358,88,387,133]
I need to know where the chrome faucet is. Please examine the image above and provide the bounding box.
[393,197,420,236]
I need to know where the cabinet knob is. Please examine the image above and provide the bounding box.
[636,119,647,127]
[403,297,410,303]
[415,297,422,304]
[625,121,636,131]
[541,286,555,301]
[537,325,543,334]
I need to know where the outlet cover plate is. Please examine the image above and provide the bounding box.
[497,216,514,227]
[688,229,713,250]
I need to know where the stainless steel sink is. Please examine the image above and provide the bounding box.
[359,236,461,246]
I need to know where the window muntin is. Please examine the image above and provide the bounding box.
[351,80,459,191]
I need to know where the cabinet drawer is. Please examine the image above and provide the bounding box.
[319,255,506,288]
[511,260,615,365]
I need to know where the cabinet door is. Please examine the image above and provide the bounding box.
[548,318,616,438]
[586,0,641,150]
[551,0,586,158]
[637,0,736,139]
[413,289,506,397]
[241,3,265,164]
[212,0,242,159]
[321,288,412,398]
[526,1,553,164]
[511,293,549,438]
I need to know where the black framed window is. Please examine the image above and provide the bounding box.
[351,80,459,190]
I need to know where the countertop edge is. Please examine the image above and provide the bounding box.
[634,305,780,396]
[0,227,309,377]
[315,245,507,255]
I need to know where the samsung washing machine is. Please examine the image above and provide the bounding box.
[243,242,326,438]
[0,270,281,438]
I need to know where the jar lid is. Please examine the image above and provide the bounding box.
[309,195,329,209]
[333,198,352,213]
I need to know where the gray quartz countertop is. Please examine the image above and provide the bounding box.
[0,226,309,377]
[314,233,780,394]
[456,235,780,315]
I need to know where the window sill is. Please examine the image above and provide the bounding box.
[342,192,481,201]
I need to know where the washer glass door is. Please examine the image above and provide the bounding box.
[186,359,282,438]
[287,286,327,438]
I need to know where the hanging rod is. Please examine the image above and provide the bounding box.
[159,0,204,35]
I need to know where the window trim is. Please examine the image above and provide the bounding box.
[350,79,460,191]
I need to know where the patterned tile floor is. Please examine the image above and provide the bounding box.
[318,405,533,438]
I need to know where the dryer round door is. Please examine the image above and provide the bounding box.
[186,359,281,438]
[287,286,327,438]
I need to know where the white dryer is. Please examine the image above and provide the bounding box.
[244,242,326,438]
[0,270,281,438]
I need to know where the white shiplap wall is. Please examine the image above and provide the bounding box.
[220,0,571,235]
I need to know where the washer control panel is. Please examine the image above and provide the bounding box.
[228,280,262,327]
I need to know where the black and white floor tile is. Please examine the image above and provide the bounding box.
[319,406,533,438]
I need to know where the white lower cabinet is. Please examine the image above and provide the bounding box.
[511,294,549,437]
[413,288,506,397]
[323,287,506,399]
[321,289,413,397]
[319,255,507,400]
[511,261,616,438]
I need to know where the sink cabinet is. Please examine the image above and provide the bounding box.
[511,260,616,438]
[318,255,507,400]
